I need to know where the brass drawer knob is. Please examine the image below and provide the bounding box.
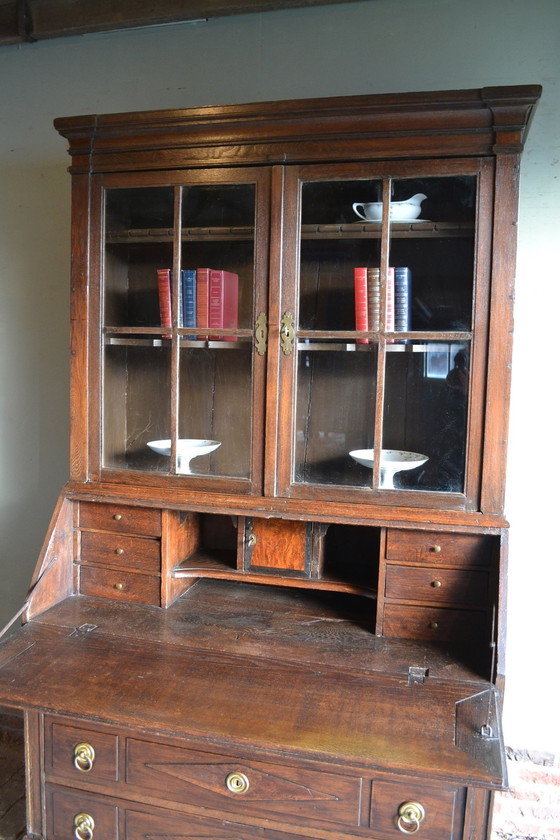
[431,580,442,588]
[226,771,250,794]
[428,621,439,630]
[397,800,425,833]
[115,548,124,555]
[74,813,95,840]
[73,742,95,772]
[430,544,441,553]
[113,514,122,521]
[114,583,124,591]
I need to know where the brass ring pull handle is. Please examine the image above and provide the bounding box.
[74,813,95,840]
[225,771,250,794]
[397,801,425,834]
[73,743,95,772]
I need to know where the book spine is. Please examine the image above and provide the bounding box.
[209,270,239,341]
[354,267,369,343]
[196,268,211,340]
[157,268,172,337]
[367,267,381,333]
[386,267,395,341]
[394,266,411,336]
[181,269,197,339]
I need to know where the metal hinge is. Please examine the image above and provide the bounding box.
[408,666,429,684]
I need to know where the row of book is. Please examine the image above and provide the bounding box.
[158,268,239,341]
[354,266,411,342]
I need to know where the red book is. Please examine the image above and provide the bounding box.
[157,268,172,337]
[196,268,211,340]
[354,267,368,344]
[208,270,239,341]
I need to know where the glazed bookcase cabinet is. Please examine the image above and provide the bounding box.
[0,86,540,840]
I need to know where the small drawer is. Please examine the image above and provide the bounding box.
[386,529,494,567]
[125,738,361,829]
[383,603,487,643]
[79,502,161,537]
[371,778,462,839]
[47,786,118,840]
[385,565,488,606]
[79,565,161,606]
[45,719,118,783]
[80,531,160,573]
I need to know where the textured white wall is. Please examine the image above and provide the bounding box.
[0,0,558,752]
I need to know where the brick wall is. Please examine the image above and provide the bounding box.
[491,747,560,840]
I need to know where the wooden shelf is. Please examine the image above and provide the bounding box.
[172,554,377,598]
[105,221,474,245]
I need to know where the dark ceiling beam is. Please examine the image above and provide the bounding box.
[0,0,366,45]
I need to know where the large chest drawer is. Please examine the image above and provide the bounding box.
[125,737,362,828]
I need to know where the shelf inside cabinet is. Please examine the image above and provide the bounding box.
[106,226,255,243]
[105,221,473,245]
[301,221,475,239]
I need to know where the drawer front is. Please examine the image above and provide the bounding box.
[126,738,361,829]
[385,565,489,606]
[79,502,162,537]
[45,719,118,783]
[79,565,161,606]
[371,779,462,839]
[386,530,493,567]
[383,604,487,643]
[47,786,118,840]
[125,804,305,840]
[80,531,160,573]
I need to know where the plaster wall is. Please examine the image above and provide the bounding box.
[0,0,558,754]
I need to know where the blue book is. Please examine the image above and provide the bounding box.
[181,269,197,338]
[394,266,411,334]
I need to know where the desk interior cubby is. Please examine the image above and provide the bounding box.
[172,513,380,597]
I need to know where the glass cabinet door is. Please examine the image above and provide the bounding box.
[99,171,269,489]
[279,162,488,506]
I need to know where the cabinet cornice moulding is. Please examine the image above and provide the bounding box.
[54,86,542,174]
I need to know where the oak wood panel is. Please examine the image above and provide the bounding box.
[79,501,161,536]
[384,565,489,606]
[126,737,362,829]
[54,88,541,175]
[383,603,487,644]
[385,529,495,566]
[46,719,118,783]
[79,565,161,605]
[47,786,118,840]
[370,778,463,839]
[22,493,74,623]
[0,587,503,785]
[79,531,160,572]
[245,518,309,572]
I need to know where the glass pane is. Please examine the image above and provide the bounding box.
[177,342,253,478]
[299,179,382,333]
[381,341,470,492]
[103,187,175,471]
[178,183,257,478]
[388,176,476,332]
[105,187,175,329]
[103,343,171,471]
[294,341,377,487]
[181,184,255,334]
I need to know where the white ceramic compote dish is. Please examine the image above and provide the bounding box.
[350,448,428,489]
[147,439,221,474]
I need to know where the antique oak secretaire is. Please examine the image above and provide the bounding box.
[0,85,541,840]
